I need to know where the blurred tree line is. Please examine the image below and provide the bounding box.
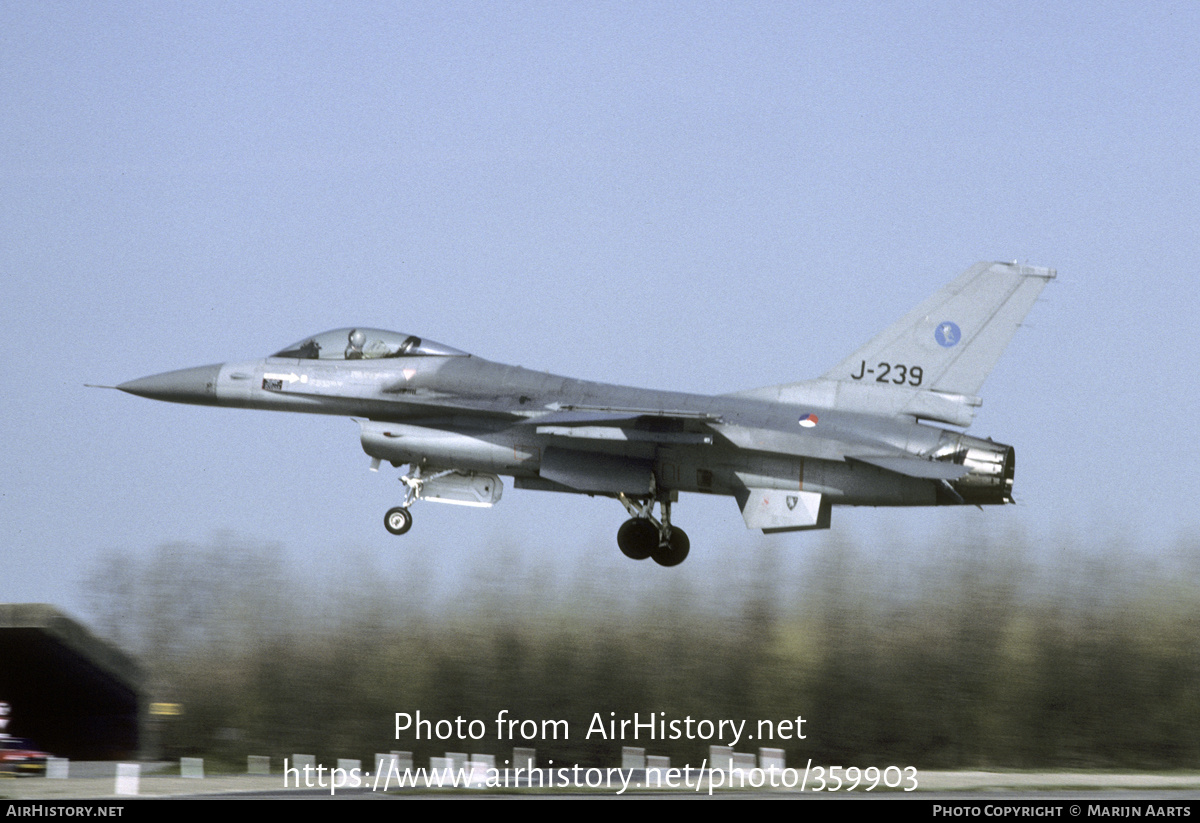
[82,529,1200,769]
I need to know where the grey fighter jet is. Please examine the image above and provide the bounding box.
[114,261,1054,567]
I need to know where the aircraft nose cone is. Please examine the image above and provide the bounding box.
[118,364,223,405]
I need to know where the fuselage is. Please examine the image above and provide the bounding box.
[119,350,1009,508]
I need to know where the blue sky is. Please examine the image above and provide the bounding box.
[3,2,1198,613]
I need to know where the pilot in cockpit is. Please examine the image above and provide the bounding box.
[345,328,367,359]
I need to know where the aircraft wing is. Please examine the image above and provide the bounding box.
[522,405,719,446]
[376,369,976,482]
[523,403,965,480]
[373,386,533,419]
[533,404,723,425]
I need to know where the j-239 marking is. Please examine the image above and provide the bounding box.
[850,360,924,386]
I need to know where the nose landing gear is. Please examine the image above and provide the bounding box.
[384,506,413,535]
[379,465,504,536]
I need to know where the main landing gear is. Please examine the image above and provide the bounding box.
[616,492,690,567]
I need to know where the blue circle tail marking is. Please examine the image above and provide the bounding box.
[935,321,961,348]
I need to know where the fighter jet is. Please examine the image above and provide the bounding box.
[113,261,1054,566]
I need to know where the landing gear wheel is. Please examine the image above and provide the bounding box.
[617,518,657,560]
[384,506,413,535]
[651,528,690,567]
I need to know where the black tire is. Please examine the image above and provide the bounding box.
[617,518,657,560]
[651,527,690,567]
[384,506,413,535]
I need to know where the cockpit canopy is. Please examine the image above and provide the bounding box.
[272,328,468,360]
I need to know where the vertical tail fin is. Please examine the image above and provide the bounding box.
[823,261,1055,398]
